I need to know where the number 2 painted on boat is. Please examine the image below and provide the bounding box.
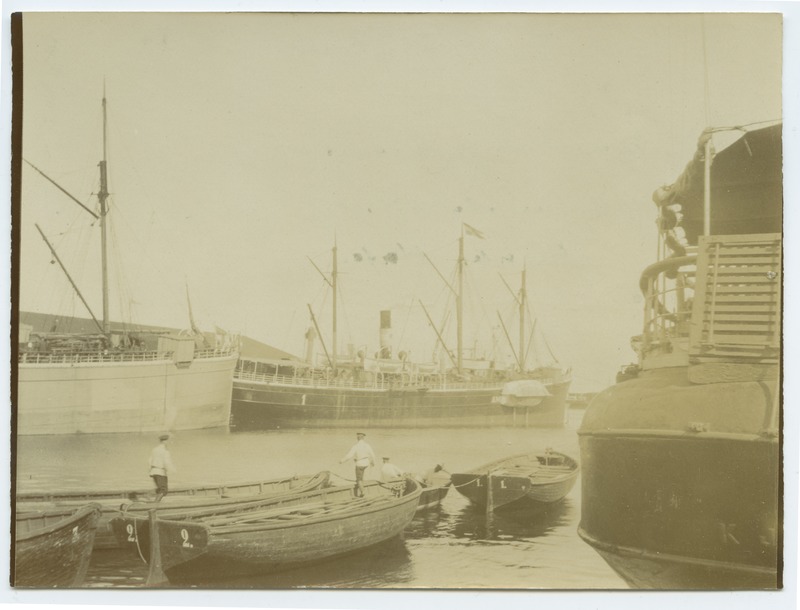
[126,523,136,542]
[181,528,193,548]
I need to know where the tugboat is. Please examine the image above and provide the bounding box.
[578,122,782,589]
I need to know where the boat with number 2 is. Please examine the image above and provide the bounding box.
[17,471,331,551]
[110,478,421,584]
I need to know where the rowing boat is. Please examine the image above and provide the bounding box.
[110,477,421,584]
[417,482,451,512]
[17,471,331,550]
[451,450,578,511]
[14,503,101,587]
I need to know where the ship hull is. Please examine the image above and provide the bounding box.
[17,353,238,435]
[230,378,570,429]
[577,368,780,589]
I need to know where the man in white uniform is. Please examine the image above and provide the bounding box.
[340,432,375,497]
[149,433,176,502]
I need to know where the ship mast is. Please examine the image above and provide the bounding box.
[98,93,110,336]
[519,263,526,371]
[308,239,338,372]
[424,229,467,374]
[498,266,528,373]
[456,230,464,373]
[23,91,113,340]
[332,239,338,372]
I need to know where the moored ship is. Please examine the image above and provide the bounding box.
[16,95,238,435]
[577,122,782,589]
[231,229,570,429]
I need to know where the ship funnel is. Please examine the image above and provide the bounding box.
[379,310,392,360]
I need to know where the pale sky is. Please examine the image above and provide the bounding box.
[17,11,784,391]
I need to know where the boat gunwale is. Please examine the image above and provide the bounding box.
[18,472,327,504]
[115,479,421,535]
[453,451,580,478]
[15,502,102,541]
[211,484,421,535]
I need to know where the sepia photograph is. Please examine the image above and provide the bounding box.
[3,3,796,607]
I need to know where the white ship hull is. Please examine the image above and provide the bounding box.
[17,352,238,435]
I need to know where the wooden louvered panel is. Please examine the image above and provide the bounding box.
[689,233,781,366]
[711,244,780,255]
[712,293,780,304]
[711,304,780,314]
[711,274,778,284]
[711,313,779,323]
[711,258,779,267]
[710,285,777,294]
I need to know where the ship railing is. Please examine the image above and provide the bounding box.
[194,347,237,359]
[19,350,172,364]
[232,370,503,391]
[19,345,237,365]
[639,252,697,352]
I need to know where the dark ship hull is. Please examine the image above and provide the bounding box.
[577,123,782,590]
[231,376,571,429]
[578,368,779,589]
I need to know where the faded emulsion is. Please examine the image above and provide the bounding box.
[10,11,784,594]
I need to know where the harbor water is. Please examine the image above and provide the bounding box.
[14,408,627,589]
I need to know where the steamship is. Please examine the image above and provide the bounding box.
[231,232,570,429]
[16,95,238,436]
[578,122,781,588]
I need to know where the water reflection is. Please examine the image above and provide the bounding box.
[86,535,414,589]
[189,536,414,589]
[84,549,147,588]
[409,497,574,542]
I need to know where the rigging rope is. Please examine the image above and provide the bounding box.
[396,295,415,352]
[701,14,712,127]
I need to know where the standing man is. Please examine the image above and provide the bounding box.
[340,432,375,497]
[149,434,176,502]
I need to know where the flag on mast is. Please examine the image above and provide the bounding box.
[463,222,485,239]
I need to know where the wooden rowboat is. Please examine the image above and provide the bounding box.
[110,477,422,584]
[416,482,451,513]
[14,503,101,587]
[17,471,331,551]
[451,450,578,511]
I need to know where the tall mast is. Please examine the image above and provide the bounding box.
[332,238,338,372]
[98,92,110,335]
[519,264,526,372]
[457,230,464,373]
